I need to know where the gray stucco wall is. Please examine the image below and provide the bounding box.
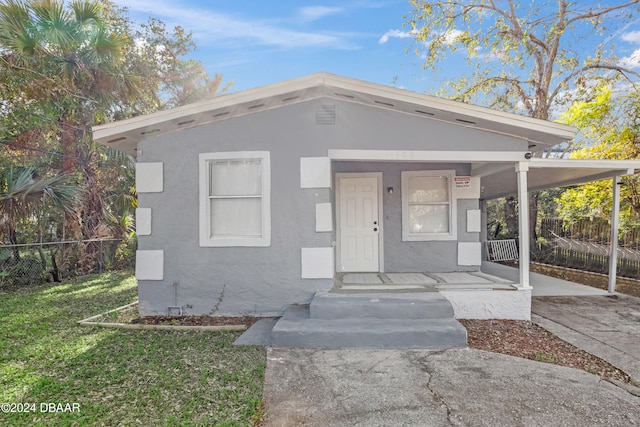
[136,98,514,316]
[333,161,479,272]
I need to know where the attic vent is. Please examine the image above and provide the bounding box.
[414,109,435,116]
[107,136,127,143]
[334,92,355,99]
[316,105,337,125]
[282,96,300,102]
[213,111,230,118]
[248,103,265,110]
[141,129,160,135]
[456,118,476,125]
[177,119,196,126]
[374,100,394,107]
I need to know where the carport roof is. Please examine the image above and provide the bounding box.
[92,72,575,157]
[477,158,640,199]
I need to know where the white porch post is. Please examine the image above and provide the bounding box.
[516,162,531,289]
[608,176,621,293]
[480,199,488,259]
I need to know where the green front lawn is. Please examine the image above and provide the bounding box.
[0,273,265,426]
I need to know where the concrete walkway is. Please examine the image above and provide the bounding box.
[485,261,640,382]
[532,294,640,384]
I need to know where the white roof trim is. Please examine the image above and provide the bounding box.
[92,72,576,156]
[319,74,575,139]
[528,158,639,175]
[328,149,529,162]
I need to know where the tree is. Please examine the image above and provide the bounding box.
[0,167,78,253]
[407,0,640,121]
[0,0,229,247]
[0,0,136,170]
[406,0,640,243]
[556,85,640,231]
[0,0,138,247]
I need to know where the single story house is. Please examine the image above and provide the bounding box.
[93,73,640,321]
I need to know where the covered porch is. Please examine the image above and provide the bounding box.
[478,158,640,295]
[328,263,609,320]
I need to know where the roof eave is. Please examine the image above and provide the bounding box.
[92,72,577,155]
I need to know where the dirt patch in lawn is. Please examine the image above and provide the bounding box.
[460,319,631,383]
[87,303,261,329]
[461,263,637,383]
[131,315,259,328]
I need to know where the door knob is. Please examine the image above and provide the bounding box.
[373,227,378,231]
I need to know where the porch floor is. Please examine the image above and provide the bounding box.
[481,261,609,297]
[331,271,515,293]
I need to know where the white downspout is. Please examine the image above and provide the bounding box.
[608,176,621,294]
[516,162,531,289]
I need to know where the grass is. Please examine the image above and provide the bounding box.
[0,273,265,426]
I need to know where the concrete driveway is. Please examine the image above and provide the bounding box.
[263,347,640,426]
[262,292,640,426]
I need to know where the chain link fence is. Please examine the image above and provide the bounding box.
[0,239,135,289]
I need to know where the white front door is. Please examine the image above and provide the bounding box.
[338,174,380,272]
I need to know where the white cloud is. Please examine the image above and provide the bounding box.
[620,48,640,69]
[442,29,464,44]
[379,29,415,44]
[379,28,463,45]
[621,30,640,43]
[298,6,344,22]
[112,0,358,50]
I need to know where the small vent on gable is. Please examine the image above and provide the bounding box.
[316,105,337,125]
[107,136,127,144]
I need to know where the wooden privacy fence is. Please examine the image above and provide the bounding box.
[539,218,640,249]
[535,218,640,278]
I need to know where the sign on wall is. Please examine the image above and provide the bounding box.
[454,176,471,189]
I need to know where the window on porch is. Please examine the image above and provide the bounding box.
[401,170,456,241]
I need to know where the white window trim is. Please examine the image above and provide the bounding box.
[401,170,457,241]
[199,151,271,247]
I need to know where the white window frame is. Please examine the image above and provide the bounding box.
[199,151,271,247]
[401,170,457,241]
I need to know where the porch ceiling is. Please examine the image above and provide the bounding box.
[477,158,640,199]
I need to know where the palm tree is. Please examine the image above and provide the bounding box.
[0,167,79,260]
[0,0,134,169]
[0,0,137,241]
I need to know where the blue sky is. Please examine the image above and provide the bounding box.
[113,1,640,96]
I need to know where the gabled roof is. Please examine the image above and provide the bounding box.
[92,72,576,156]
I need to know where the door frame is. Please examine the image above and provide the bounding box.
[335,172,384,272]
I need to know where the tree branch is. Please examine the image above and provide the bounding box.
[549,64,640,104]
[459,75,534,115]
[565,0,640,26]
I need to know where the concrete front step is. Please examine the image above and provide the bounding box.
[270,292,467,349]
[310,291,455,320]
[270,315,467,349]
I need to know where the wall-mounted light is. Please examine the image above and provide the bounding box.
[387,187,394,194]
